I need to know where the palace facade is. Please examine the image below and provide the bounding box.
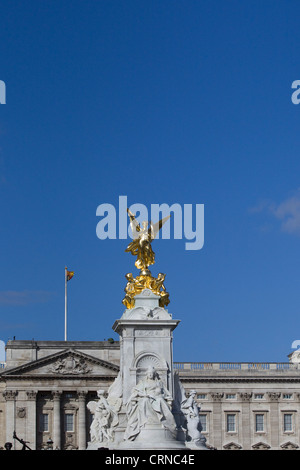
[1,339,300,450]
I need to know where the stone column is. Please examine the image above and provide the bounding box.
[3,390,18,448]
[210,393,223,450]
[240,393,252,450]
[52,391,62,450]
[77,391,87,450]
[268,392,280,450]
[26,391,37,450]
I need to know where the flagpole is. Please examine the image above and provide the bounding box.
[64,267,67,341]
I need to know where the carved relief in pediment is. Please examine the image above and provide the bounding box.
[48,354,91,375]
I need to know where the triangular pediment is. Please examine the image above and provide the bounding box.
[252,441,271,450]
[223,441,242,450]
[1,348,119,378]
[280,441,299,450]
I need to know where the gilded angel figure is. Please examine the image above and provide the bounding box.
[125,209,170,274]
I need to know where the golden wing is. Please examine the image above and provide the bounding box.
[149,215,171,240]
[127,208,141,239]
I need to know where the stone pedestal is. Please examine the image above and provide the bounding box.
[87,288,207,450]
[110,289,186,449]
[112,289,180,404]
[115,425,186,450]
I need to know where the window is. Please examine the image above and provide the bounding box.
[40,414,49,432]
[283,414,293,432]
[226,414,236,432]
[255,414,264,432]
[199,414,207,432]
[283,394,293,399]
[225,394,236,400]
[65,413,74,432]
[197,394,207,400]
[254,394,264,400]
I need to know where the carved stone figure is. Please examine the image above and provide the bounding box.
[173,373,207,448]
[87,390,119,445]
[181,390,206,447]
[106,372,123,414]
[124,366,176,441]
[172,370,187,432]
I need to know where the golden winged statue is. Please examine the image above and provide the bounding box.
[125,208,170,274]
[123,208,171,309]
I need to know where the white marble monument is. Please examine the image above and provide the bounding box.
[87,210,207,450]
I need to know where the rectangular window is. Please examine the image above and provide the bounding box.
[40,414,49,432]
[199,414,207,432]
[226,414,236,432]
[197,394,207,400]
[225,394,236,400]
[283,414,293,432]
[255,414,264,432]
[283,394,292,399]
[65,413,74,432]
[254,394,264,399]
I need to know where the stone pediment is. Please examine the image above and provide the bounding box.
[252,441,271,450]
[280,441,299,450]
[2,348,119,377]
[223,442,242,450]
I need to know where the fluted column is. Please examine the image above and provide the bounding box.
[52,391,62,449]
[268,392,281,449]
[3,390,18,448]
[210,392,223,450]
[240,393,252,450]
[77,391,87,450]
[26,390,37,450]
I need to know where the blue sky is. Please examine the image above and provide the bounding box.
[1,0,300,363]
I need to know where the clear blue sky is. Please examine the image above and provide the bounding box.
[1,0,300,363]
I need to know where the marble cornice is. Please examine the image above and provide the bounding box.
[179,376,300,383]
[2,374,117,381]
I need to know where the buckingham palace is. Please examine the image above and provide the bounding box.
[1,339,300,450]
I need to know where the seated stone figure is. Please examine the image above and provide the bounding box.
[124,366,176,441]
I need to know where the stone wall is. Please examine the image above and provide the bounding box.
[1,341,300,450]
